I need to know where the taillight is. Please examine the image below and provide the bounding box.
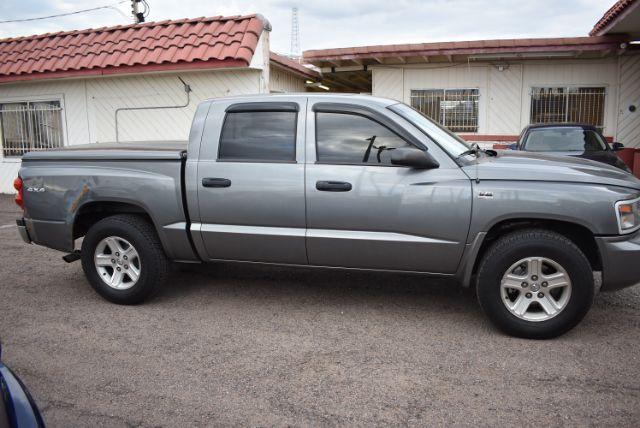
[13,176,24,209]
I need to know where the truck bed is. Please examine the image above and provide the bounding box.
[18,140,197,262]
[22,141,187,161]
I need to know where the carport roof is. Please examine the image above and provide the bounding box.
[0,14,269,83]
[269,52,320,80]
[303,35,630,67]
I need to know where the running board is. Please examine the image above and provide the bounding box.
[62,251,81,263]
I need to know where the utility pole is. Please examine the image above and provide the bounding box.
[289,7,300,61]
[131,0,145,23]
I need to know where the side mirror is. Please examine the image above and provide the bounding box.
[612,142,624,151]
[391,147,439,169]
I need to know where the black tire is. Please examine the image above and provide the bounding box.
[476,229,594,339]
[81,214,169,304]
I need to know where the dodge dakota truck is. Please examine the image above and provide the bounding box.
[14,94,640,339]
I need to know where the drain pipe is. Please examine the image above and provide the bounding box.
[114,76,192,142]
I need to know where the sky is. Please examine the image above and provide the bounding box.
[0,0,616,54]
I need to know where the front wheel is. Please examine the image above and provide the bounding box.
[81,214,169,304]
[476,229,594,339]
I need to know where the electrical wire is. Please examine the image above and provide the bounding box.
[0,1,128,24]
[141,0,151,18]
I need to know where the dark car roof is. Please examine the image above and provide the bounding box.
[523,123,600,131]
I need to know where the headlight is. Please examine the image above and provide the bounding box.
[615,197,640,233]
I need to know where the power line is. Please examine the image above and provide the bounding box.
[131,0,150,23]
[0,1,128,24]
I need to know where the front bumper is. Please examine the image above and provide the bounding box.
[597,229,640,291]
[16,218,32,244]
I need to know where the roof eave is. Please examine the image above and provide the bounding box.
[270,62,319,80]
[303,36,629,67]
[269,52,320,80]
[0,59,250,84]
[590,0,640,36]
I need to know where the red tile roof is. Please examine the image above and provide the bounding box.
[269,52,320,80]
[303,36,628,65]
[0,14,267,83]
[590,0,638,35]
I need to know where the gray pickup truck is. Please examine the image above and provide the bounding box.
[14,94,640,338]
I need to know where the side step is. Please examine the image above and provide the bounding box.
[62,251,81,263]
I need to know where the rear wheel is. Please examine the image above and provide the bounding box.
[476,229,594,339]
[81,214,169,304]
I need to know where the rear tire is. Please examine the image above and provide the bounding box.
[476,229,594,339]
[81,214,169,304]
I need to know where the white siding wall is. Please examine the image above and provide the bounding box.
[0,68,263,193]
[88,69,261,142]
[372,58,622,138]
[520,59,618,136]
[372,68,403,101]
[402,65,490,133]
[0,163,20,193]
[487,65,522,135]
[617,55,640,148]
[269,66,307,93]
[0,79,90,193]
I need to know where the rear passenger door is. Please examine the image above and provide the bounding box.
[194,99,308,264]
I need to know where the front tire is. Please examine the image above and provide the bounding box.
[476,229,594,339]
[81,214,169,304]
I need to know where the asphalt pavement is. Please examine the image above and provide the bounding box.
[0,195,639,427]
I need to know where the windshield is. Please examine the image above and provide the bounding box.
[523,127,608,152]
[388,103,470,157]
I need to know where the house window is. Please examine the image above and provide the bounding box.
[410,89,479,132]
[0,101,64,157]
[530,87,606,129]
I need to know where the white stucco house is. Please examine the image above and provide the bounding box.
[0,14,319,193]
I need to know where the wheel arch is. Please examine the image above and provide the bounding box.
[72,199,173,258]
[461,217,602,287]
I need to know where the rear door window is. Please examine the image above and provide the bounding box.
[218,111,297,161]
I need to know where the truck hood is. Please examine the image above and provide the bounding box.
[463,150,640,190]
[521,149,629,172]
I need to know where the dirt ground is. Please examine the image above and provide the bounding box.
[0,195,639,427]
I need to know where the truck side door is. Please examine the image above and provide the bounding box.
[193,98,307,264]
[304,100,472,273]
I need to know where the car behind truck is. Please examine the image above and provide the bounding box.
[14,94,640,339]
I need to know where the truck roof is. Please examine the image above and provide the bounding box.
[205,93,399,109]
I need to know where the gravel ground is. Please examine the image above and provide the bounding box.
[0,194,639,427]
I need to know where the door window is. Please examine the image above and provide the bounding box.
[218,111,296,161]
[315,112,410,165]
